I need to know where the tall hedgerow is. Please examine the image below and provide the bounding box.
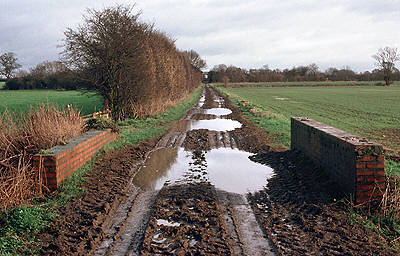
[62,5,202,121]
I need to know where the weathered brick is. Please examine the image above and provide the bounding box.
[357,177,365,182]
[355,162,366,169]
[33,129,116,191]
[375,169,385,176]
[291,117,384,205]
[357,184,374,191]
[366,176,385,183]
[377,156,385,162]
[358,156,375,162]
[366,163,385,169]
[356,191,367,198]
[357,170,374,176]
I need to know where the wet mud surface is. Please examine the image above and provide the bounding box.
[36,86,395,255]
[184,129,212,151]
[248,150,394,255]
[141,183,233,255]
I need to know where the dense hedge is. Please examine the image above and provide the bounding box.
[63,6,202,120]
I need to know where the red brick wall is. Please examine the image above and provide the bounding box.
[291,117,384,204]
[33,129,116,191]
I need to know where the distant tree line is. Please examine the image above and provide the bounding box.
[3,61,78,90]
[206,63,400,84]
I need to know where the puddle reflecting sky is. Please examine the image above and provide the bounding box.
[197,95,205,107]
[189,119,242,131]
[206,148,273,194]
[133,147,273,194]
[204,108,232,116]
[132,148,190,190]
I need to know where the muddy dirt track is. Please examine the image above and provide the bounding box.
[37,86,395,255]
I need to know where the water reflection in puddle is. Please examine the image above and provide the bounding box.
[206,148,273,194]
[133,147,273,194]
[133,148,189,190]
[197,95,205,107]
[204,108,232,116]
[190,119,241,131]
[157,219,181,227]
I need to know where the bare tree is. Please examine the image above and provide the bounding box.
[0,52,21,79]
[372,47,400,86]
[183,50,207,71]
[306,63,319,76]
[30,61,68,79]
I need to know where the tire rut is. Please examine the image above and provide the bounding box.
[92,86,275,255]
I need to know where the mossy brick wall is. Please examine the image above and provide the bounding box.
[291,117,384,204]
[33,129,116,191]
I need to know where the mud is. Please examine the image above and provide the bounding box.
[141,183,233,255]
[36,85,395,255]
[248,150,394,255]
[184,129,212,151]
[190,113,216,120]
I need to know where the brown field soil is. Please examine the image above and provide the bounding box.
[36,86,395,255]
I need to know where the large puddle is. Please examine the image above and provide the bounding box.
[133,147,273,194]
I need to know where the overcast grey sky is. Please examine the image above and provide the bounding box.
[1,0,400,72]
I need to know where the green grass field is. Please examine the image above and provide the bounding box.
[218,85,400,151]
[228,81,400,87]
[0,90,103,116]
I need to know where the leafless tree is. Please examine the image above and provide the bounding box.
[30,61,69,80]
[372,47,400,86]
[0,52,21,79]
[306,63,319,77]
[183,50,207,71]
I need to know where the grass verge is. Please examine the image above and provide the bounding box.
[0,85,203,255]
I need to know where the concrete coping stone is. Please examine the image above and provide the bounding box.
[292,117,381,147]
[34,129,110,157]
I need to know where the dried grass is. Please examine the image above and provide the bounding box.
[381,172,400,221]
[376,163,400,246]
[0,104,84,210]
